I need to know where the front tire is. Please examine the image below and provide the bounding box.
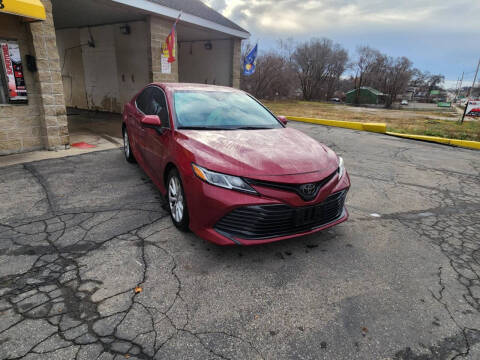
[123,126,136,163]
[167,168,190,231]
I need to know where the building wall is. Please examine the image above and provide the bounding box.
[56,15,242,114]
[30,0,69,150]
[115,22,150,110]
[0,0,68,155]
[346,89,378,104]
[148,16,178,83]
[178,39,233,86]
[56,21,149,113]
[232,38,241,89]
[0,13,44,154]
[56,28,87,108]
[0,1,244,155]
[80,25,121,112]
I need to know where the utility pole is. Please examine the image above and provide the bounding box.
[459,71,464,93]
[454,76,460,101]
[467,58,480,98]
[462,59,480,123]
[455,72,464,101]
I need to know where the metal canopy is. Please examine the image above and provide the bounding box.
[51,0,145,29]
[0,0,46,21]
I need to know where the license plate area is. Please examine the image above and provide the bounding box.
[295,205,321,226]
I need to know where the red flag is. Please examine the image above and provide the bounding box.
[165,25,176,63]
[163,12,182,63]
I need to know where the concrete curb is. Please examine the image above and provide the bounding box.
[287,116,386,133]
[286,116,480,151]
[386,132,480,150]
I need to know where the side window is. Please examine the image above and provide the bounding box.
[135,87,152,114]
[150,88,170,128]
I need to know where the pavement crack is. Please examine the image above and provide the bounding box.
[23,163,57,216]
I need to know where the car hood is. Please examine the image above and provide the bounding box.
[176,128,339,181]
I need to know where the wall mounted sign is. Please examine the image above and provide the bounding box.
[1,40,27,102]
[161,54,171,74]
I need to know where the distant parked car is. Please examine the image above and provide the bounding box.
[330,97,341,102]
[401,100,409,105]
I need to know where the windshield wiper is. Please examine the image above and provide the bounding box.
[177,126,274,130]
[231,126,273,130]
[177,126,227,130]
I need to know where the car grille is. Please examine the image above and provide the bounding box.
[245,169,338,201]
[215,190,347,240]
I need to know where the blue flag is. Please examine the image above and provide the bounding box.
[243,44,258,76]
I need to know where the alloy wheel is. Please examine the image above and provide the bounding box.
[169,175,184,222]
[124,130,130,158]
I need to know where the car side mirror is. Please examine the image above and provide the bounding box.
[277,115,288,126]
[141,115,162,127]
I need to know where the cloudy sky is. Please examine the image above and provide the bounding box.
[201,0,480,88]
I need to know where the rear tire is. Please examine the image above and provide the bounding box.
[123,126,136,163]
[167,168,190,231]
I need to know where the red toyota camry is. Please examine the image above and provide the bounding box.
[122,83,350,245]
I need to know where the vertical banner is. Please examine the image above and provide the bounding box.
[162,12,181,64]
[243,44,258,76]
[0,40,27,102]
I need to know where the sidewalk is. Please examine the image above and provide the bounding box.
[0,109,123,167]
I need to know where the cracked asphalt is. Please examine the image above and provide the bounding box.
[1,122,479,359]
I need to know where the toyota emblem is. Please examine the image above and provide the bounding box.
[300,183,316,195]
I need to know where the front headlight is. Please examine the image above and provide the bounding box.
[337,156,345,179]
[192,163,258,194]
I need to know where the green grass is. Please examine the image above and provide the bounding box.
[262,100,480,142]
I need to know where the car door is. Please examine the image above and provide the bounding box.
[141,86,172,181]
[130,87,154,165]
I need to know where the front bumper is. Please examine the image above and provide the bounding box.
[183,170,350,245]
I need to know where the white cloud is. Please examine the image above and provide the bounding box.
[199,0,480,79]
[201,0,479,35]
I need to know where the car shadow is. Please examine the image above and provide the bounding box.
[194,227,342,262]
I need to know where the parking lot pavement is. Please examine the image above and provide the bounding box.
[0,122,479,360]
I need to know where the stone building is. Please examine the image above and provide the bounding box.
[0,0,249,155]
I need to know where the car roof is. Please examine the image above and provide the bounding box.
[154,83,240,93]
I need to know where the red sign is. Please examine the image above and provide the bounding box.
[465,100,480,117]
[1,40,27,102]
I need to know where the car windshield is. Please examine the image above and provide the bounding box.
[173,90,282,130]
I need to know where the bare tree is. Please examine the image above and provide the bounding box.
[409,70,445,102]
[239,38,435,106]
[292,38,348,100]
[240,42,297,99]
[352,46,382,104]
[351,47,414,107]
[380,56,414,107]
[325,46,349,100]
[410,69,429,88]
[425,74,445,101]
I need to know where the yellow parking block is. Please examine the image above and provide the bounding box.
[387,132,480,150]
[449,139,480,150]
[386,132,450,144]
[287,116,385,132]
[362,123,387,133]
